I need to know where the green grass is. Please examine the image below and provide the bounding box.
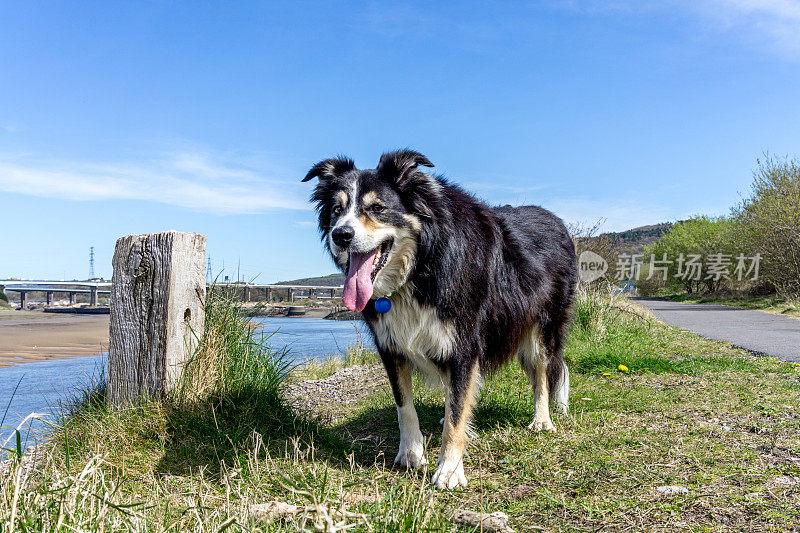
[666,293,800,319]
[2,288,800,531]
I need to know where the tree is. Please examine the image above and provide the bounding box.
[642,216,737,295]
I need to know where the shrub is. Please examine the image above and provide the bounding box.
[732,156,800,296]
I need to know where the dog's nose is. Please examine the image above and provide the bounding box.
[332,226,355,248]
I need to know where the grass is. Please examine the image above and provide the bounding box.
[2,288,800,531]
[665,293,800,319]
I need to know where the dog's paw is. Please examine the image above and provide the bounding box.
[431,459,467,490]
[528,418,556,432]
[394,439,427,470]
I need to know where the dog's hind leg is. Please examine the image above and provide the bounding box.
[518,328,556,432]
[551,357,570,416]
[381,352,427,470]
[432,359,481,490]
[544,314,570,416]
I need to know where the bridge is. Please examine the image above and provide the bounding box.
[0,280,343,309]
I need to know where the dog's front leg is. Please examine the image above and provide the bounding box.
[432,359,480,490]
[380,351,427,469]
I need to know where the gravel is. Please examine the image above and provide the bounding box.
[285,364,387,417]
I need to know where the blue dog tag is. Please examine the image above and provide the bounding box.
[375,297,392,314]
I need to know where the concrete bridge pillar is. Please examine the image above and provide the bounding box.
[330,288,335,299]
[287,288,294,303]
[46,291,53,306]
[69,292,75,305]
[19,291,27,310]
[90,286,98,307]
[267,288,272,302]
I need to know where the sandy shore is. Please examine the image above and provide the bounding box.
[0,310,109,368]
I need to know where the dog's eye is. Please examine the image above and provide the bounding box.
[370,204,386,214]
[333,206,343,215]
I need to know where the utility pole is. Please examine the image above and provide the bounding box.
[89,246,95,279]
[206,256,212,284]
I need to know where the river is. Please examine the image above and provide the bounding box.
[0,318,373,453]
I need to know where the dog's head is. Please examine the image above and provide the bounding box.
[302,150,438,312]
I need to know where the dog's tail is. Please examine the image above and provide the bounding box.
[549,357,570,415]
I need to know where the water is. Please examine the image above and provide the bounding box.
[249,317,373,359]
[0,318,373,454]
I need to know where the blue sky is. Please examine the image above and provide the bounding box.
[2,1,799,282]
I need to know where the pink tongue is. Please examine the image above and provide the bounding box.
[343,250,377,312]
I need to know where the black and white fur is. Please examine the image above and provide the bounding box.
[303,150,577,489]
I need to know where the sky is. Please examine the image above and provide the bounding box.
[1,0,799,282]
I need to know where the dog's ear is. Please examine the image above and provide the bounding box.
[302,156,356,182]
[376,150,434,185]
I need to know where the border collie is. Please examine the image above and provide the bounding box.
[303,150,577,489]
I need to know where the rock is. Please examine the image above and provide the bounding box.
[324,309,362,321]
[770,476,800,488]
[656,485,689,495]
[249,501,368,528]
[451,509,519,532]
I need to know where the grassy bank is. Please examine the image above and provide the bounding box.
[2,290,800,531]
[665,293,800,319]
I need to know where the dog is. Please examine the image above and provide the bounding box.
[303,150,577,489]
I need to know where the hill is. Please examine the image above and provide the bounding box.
[276,273,345,286]
[603,222,674,253]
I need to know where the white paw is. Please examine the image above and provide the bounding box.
[528,418,556,432]
[431,459,467,490]
[394,437,427,470]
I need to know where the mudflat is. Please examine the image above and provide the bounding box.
[0,310,108,368]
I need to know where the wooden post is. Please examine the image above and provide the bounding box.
[107,231,206,406]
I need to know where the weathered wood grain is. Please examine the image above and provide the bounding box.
[108,231,206,405]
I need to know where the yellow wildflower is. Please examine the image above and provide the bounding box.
[618,364,629,372]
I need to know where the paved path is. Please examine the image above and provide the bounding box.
[631,297,800,363]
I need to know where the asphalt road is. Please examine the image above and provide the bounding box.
[632,297,800,363]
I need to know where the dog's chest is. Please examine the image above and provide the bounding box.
[371,290,456,370]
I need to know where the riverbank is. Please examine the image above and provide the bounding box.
[0,310,108,368]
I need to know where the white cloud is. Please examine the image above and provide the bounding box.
[547,0,800,59]
[698,0,800,56]
[0,150,309,214]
